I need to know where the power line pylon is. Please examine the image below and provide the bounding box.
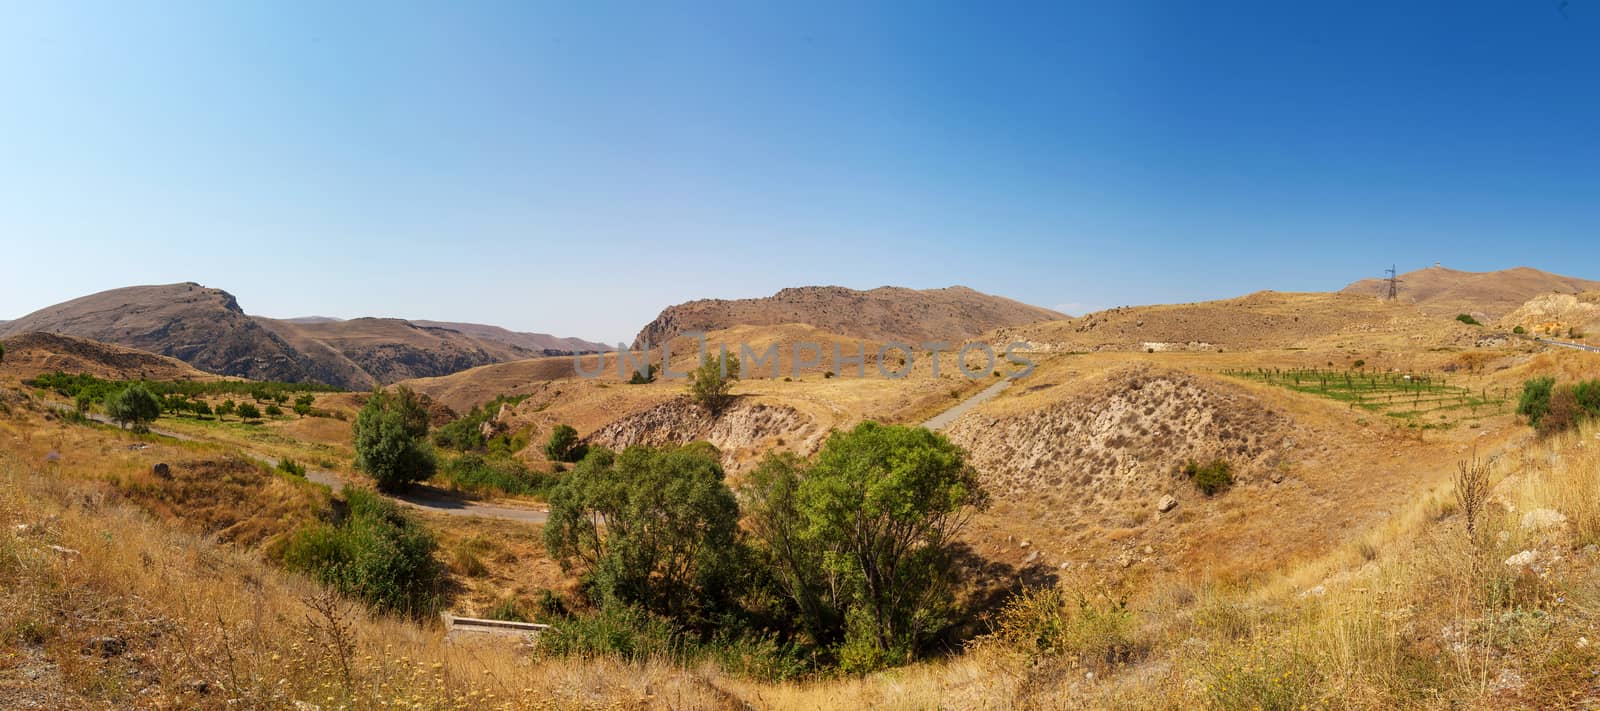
[1384,265,1403,301]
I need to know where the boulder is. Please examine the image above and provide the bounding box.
[152,463,171,479]
[1157,494,1178,513]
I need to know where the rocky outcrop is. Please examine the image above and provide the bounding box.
[586,396,824,473]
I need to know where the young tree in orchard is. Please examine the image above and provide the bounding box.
[104,384,162,432]
[687,353,740,416]
[353,387,437,491]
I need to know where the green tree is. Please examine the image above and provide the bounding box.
[543,424,587,463]
[264,403,283,417]
[104,384,162,432]
[74,393,92,418]
[236,402,262,421]
[191,400,213,417]
[742,422,988,668]
[353,388,437,491]
[293,393,315,417]
[543,443,743,624]
[216,399,237,420]
[687,354,740,416]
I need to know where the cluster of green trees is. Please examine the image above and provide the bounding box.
[1518,376,1600,436]
[27,371,337,403]
[542,421,989,673]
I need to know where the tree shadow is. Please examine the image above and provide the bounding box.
[929,541,1058,655]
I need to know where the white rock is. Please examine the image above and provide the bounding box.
[1520,508,1568,532]
[1504,550,1538,568]
[1157,494,1178,513]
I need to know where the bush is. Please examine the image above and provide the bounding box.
[988,586,1137,671]
[1184,459,1233,496]
[1517,377,1556,426]
[353,388,437,491]
[280,489,444,618]
[432,393,529,451]
[1455,313,1481,326]
[264,403,283,417]
[217,399,237,419]
[1513,325,1527,335]
[1538,387,1583,437]
[236,402,262,421]
[104,384,162,432]
[276,458,307,477]
[543,424,587,463]
[628,364,658,385]
[435,453,550,497]
[293,394,315,417]
[537,603,686,662]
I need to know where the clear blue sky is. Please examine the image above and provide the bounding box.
[2,1,1596,343]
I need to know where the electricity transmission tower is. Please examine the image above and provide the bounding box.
[1384,265,1403,301]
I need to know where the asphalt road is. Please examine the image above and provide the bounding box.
[1538,338,1600,353]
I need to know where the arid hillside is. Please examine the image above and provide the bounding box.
[0,283,320,383]
[410,320,607,354]
[992,290,1483,354]
[256,317,540,389]
[632,285,1064,349]
[1340,265,1600,320]
[0,332,219,381]
[1497,291,1600,340]
[2,283,603,389]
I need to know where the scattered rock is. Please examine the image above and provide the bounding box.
[1058,562,1071,570]
[151,463,171,479]
[82,636,125,658]
[1489,668,1524,693]
[1023,551,1040,565]
[1019,539,1031,548]
[1520,508,1567,532]
[1143,545,1153,555]
[1504,550,1538,569]
[47,545,80,558]
[1157,495,1178,513]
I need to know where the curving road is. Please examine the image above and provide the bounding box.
[65,406,550,523]
[1538,338,1600,354]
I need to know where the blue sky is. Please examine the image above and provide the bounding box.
[2,1,1596,343]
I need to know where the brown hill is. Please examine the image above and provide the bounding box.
[631,285,1064,349]
[1339,265,1600,320]
[410,320,608,354]
[1,283,607,390]
[254,317,542,388]
[0,283,322,383]
[992,290,1481,354]
[0,331,219,381]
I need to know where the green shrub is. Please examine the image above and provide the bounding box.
[485,597,529,622]
[628,364,658,385]
[537,603,685,662]
[543,424,586,463]
[1512,325,1527,335]
[1517,377,1556,426]
[988,586,1137,671]
[688,354,740,416]
[236,402,262,421]
[1184,459,1233,496]
[280,489,443,618]
[264,403,283,417]
[1455,313,1481,326]
[432,393,530,451]
[435,453,550,497]
[276,458,306,477]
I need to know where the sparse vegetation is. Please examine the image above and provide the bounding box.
[628,364,658,384]
[276,457,307,477]
[1455,313,1481,326]
[432,392,530,451]
[433,452,550,498]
